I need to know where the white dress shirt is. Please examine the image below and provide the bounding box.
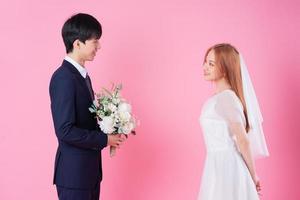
[64,56,88,78]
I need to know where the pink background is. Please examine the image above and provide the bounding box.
[0,0,299,199]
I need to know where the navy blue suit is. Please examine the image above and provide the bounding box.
[49,60,108,198]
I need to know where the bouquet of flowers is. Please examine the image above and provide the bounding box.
[89,84,137,157]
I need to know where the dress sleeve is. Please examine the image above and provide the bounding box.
[215,91,246,125]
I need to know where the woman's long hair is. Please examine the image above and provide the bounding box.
[204,43,250,132]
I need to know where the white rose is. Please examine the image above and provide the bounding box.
[112,98,120,105]
[123,122,135,134]
[119,111,131,122]
[120,124,131,134]
[99,116,115,134]
[107,103,117,112]
[118,102,131,113]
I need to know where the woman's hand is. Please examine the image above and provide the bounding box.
[253,176,262,195]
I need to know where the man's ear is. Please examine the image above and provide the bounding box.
[72,39,81,50]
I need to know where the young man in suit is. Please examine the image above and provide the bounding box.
[49,13,124,200]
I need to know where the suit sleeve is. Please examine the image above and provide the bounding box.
[50,72,107,150]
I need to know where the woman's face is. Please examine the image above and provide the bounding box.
[203,50,223,81]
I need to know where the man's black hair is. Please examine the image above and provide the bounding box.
[62,13,102,53]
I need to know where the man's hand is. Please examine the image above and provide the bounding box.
[107,134,125,148]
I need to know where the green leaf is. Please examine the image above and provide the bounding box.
[89,107,96,113]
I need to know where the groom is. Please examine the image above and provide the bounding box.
[49,13,125,200]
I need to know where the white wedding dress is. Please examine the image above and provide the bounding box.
[198,89,259,200]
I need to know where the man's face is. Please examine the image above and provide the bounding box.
[79,38,101,61]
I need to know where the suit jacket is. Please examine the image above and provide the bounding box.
[49,60,107,189]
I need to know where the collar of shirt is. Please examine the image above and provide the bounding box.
[64,56,88,78]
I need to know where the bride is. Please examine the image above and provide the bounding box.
[198,43,269,200]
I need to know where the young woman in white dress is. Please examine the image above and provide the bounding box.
[198,43,269,200]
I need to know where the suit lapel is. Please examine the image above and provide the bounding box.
[62,60,93,102]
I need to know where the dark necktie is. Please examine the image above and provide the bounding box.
[85,74,95,100]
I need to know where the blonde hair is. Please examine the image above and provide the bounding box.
[204,43,250,132]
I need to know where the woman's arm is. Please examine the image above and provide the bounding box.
[230,122,261,193]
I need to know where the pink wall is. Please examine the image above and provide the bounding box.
[0,0,299,199]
